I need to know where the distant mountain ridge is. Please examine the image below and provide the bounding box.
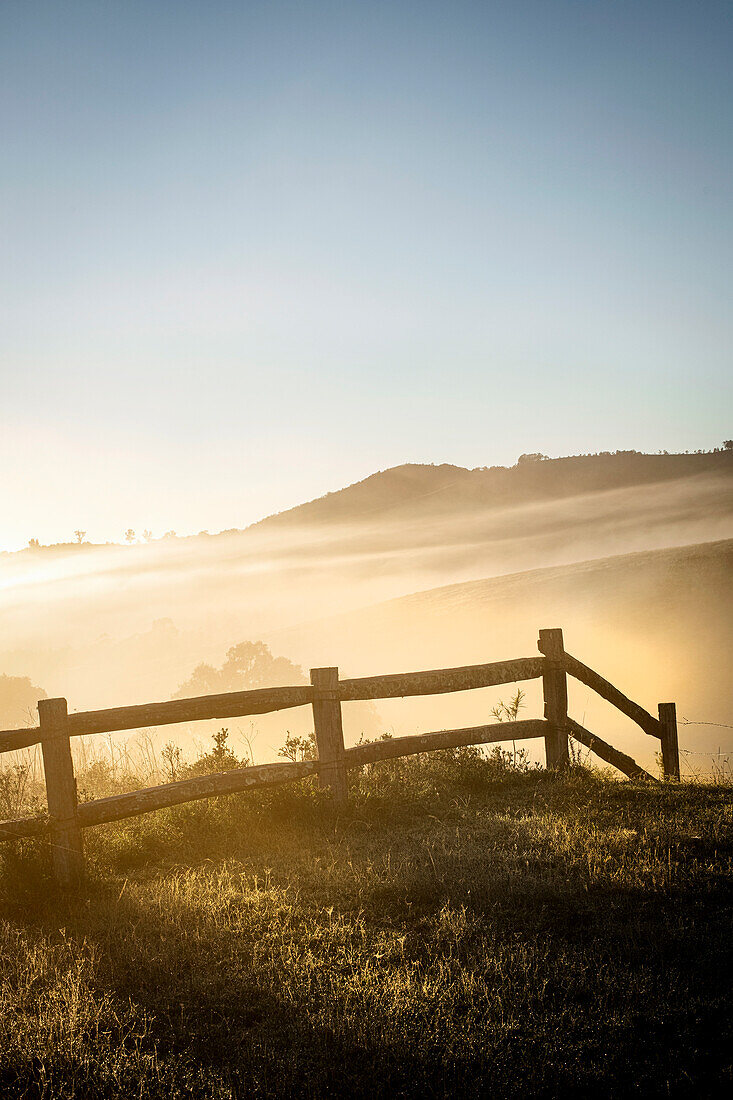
[250,451,733,532]
[3,450,730,558]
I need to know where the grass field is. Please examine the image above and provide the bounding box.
[1,754,731,1098]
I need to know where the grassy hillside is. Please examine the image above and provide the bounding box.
[276,538,733,651]
[272,539,733,770]
[251,451,733,532]
[4,451,730,556]
[1,760,731,1098]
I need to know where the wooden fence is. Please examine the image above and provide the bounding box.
[0,629,680,887]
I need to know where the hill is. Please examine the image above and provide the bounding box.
[271,539,733,770]
[3,450,731,558]
[251,450,733,532]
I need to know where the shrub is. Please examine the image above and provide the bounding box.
[278,731,317,762]
[181,728,244,778]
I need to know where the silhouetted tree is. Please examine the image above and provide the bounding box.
[724,440,733,451]
[74,530,86,544]
[125,529,136,543]
[0,674,47,728]
[174,641,307,698]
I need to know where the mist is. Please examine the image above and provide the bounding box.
[1,457,731,775]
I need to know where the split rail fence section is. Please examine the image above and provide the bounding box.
[0,629,680,887]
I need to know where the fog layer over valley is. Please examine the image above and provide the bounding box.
[2,452,731,772]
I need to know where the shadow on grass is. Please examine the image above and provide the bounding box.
[1,772,732,1098]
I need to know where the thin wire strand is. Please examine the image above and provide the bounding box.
[680,748,731,757]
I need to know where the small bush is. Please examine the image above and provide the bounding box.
[0,762,45,819]
[278,731,317,762]
[76,760,143,802]
[181,728,244,778]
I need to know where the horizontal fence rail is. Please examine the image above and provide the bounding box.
[338,657,545,701]
[77,760,319,828]
[345,719,548,767]
[0,727,42,753]
[0,657,546,748]
[0,814,48,841]
[0,628,680,888]
[67,684,316,738]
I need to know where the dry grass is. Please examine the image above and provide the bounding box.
[1,757,732,1098]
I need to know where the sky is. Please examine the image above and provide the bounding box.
[1,0,731,550]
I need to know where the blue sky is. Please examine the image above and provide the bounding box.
[1,0,731,548]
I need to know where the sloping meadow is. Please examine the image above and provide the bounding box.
[1,761,731,1098]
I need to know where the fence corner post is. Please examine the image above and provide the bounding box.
[38,697,85,888]
[310,667,348,804]
[538,628,570,770]
[658,702,680,781]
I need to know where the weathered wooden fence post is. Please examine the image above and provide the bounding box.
[538,629,570,770]
[658,702,680,781]
[310,667,348,803]
[38,697,85,887]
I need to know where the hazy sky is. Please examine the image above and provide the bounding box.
[2,0,731,550]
